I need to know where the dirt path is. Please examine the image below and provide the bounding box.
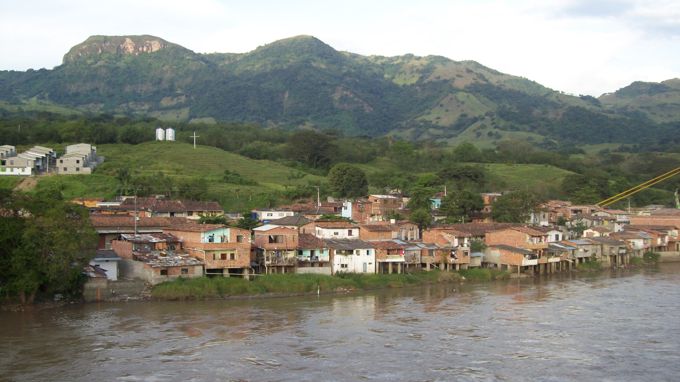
[14,176,38,191]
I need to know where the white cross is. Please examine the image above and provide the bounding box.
[191,131,200,149]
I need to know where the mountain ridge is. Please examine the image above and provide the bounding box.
[1,34,678,147]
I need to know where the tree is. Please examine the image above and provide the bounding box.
[491,191,540,223]
[3,188,97,304]
[451,142,482,162]
[409,208,432,237]
[328,163,368,198]
[407,186,435,211]
[285,130,337,169]
[236,214,260,231]
[440,189,484,223]
[436,164,487,190]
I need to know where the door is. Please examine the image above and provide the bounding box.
[363,262,367,273]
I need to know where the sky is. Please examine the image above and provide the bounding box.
[1,0,679,96]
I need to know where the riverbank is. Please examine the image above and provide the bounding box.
[151,269,511,301]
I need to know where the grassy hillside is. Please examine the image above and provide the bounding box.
[26,141,324,211]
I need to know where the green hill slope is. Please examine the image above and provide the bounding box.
[32,141,325,211]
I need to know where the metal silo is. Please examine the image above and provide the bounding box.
[155,127,165,141]
[165,128,176,141]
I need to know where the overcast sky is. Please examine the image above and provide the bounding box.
[1,0,678,96]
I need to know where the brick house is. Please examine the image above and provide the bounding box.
[164,222,252,278]
[253,225,299,273]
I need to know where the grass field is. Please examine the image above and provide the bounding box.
[0,176,22,190]
[20,141,326,210]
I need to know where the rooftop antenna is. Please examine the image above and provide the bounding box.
[191,131,200,149]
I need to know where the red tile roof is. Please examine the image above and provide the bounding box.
[90,215,173,228]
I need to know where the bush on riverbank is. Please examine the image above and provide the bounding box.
[151,271,461,300]
[643,251,661,264]
[576,260,602,272]
[458,268,510,281]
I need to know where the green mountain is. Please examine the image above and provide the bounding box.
[0,34,677,146]
[599,79,680,123]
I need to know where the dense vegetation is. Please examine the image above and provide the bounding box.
[1,110,678,212]
[0,188,97,304]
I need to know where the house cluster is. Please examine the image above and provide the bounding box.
[0,143,100,176]
[85,194,680,285]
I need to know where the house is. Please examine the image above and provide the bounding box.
[483,245,538,273]
[112,233,183,259]
[0,156,34,176]
[481,193,503,214]
[267,214,312,232]
[164,222,252,278]
[296,234,332,275]
[114,197,224,219]
[485,226,566,273]
[325,239,376,274]
[24,146,56,173]
[90,249,121,281]
[630,209,680,230]
[367,194,403,221]
[303,220,360,240]
[370,240,407,274]
[252,208,295,222]
[589,237,629,266]
[253,225,299,273]
[182,200,224,220]
[0,145,16,158]
[583,226,612,238]
[280,200,343,220]
[609,231,653,256]
[486,226,549,252]
[57,152,92,174]
[110,232,203,284]
[533,226,565,242]
[359,220,419,241]
[341,199,373,223]
[89,215,172,249]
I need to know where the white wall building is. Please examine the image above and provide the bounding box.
[327,239,376,274]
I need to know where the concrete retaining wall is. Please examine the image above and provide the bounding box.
[296,267,332,275]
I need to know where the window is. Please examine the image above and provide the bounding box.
[59,159,63,164]
[76,160,80,164]
[230,253,236,260]
[348,230,353,236]
[75,167,79,172]
[221,253,227,260]
[160,269,168,276]
[267,213,273,217]
[268,235,284,243]
[181,268,188,275]
[63,167,67,171]
[208,234,215,243]
[236,235,244,243]
[341,264,348,269]
[334,231,339,236]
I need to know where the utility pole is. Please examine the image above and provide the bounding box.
[191,131,200,149]
[134,193,138,237]
[315,186,321,212]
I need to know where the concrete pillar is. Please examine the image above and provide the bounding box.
[426,262,430,271]
[388,262,393,274]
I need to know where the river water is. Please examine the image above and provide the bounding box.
[2,265,680,382]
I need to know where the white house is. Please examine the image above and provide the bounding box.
[0,156,34,176]
[327,239,376,274]
[309,221,360,240]
[253,209,295,222]
[90,250,121,281]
